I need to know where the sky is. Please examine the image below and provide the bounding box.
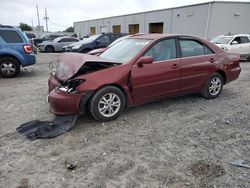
[0,0,249,32]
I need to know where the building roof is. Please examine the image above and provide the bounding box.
[74,1,250,24]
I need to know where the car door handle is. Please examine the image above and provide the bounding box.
[171,64,180,69]
[209,58,215,63]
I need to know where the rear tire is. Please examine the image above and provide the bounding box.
[45,45,55,53]
[0,57,20,78]
[89,86,125,122]
[202,73,224,99]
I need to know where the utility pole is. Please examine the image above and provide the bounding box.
[36,4,41,32]
[44,8,49,32]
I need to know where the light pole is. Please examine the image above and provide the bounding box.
[44,8,49,32]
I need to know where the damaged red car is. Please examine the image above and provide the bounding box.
[48,34,241,121]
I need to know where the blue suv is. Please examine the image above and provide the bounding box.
[0,26,36,78]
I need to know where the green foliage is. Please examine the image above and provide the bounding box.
[64,26,74,32]
[18,23,32,31]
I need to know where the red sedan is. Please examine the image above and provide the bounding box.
[48,34,241,121]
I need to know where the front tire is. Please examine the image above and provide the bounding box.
[89,86,125,122]
[45,45,55,53]
[202,73,224,99]
[0,57,20,78]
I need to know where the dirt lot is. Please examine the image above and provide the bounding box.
[0,53,249,188]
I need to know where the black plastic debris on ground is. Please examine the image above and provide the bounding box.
[16,115,78,140]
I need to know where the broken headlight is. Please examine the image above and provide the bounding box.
[56,79,85,94]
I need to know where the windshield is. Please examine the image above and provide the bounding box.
[53,37,63,42]
[211,36,233,44]
[100,38,151,63]
[108,35,130,47]
[81,34,101,43]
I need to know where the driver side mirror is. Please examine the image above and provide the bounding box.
[231,41,238,45]
[137,56,153,67]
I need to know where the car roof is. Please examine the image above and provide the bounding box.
[129,33,203,40]
[55,36,75,40]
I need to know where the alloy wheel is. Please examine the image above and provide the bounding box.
[98,93,121,117]
[209,77,222,96]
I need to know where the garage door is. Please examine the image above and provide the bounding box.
[100,26,108,33]
[90,27,96,35]
[149,22,164,34]
[113,25,121,33]
[129,24,139,34]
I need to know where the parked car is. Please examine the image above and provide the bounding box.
[211,34,250,61]
[88,35,131,55]
[70,33,127,53]
[32,33,65,47]
[38,36,79,52]
[24,32,36,41]
[0,25,36,78]
[62,38,87,52]
[48,34,241,122]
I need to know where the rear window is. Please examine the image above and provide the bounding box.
[0,30,23,43]
[180,39,214,57]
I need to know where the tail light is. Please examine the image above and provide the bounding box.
[23,44,32,54]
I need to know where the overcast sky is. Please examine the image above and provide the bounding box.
[0,0,249,32]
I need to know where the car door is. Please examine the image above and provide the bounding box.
[228,36,242,54]
[238,36,250,55]
[131,38,181,103]
[57,38,77,50]
[178,37,217,92]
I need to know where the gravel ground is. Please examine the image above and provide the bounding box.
[0,53,249,188]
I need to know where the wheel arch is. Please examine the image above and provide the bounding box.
[45,45,55,52]
[215,70,226,84]
[0,54,22,66]
[93,84,128,106]
[79,83,128,115]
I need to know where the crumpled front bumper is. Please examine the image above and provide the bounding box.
[49,89,94,115]
[49,89,84,115]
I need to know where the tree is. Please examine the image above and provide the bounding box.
[18,23,32,31]
[64,26,74,32]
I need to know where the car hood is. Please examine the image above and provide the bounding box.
[55,53,119,82]
[87,48,106,55]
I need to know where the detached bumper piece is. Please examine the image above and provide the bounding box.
[16,115,78,140]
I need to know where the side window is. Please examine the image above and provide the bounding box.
[59,38,68,42]
[70,38,79,42]
[180,39,206,57]
[240,37,250,43]
[231,37,241,44]
[144,38,177,62]
[204,46,214,55]
[60,38,76,42]
[0,30,23,43]
[97,35,110,44]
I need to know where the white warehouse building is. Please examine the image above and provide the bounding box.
[74,1,250,39]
